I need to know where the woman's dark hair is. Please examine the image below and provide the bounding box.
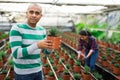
[79,30,91,36]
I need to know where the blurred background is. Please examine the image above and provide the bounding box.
[0,0,120,44]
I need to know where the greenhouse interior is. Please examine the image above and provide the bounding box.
[0,0,120,80]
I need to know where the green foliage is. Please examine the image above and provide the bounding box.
[44,63,50,67]
[114,63,120,68]
[90,30,105,40]
[48,27,59,37]
[75,61,81,66]
[0,51,6,57]
[70,53,75,59]
[75,23,85,34]
[66,63,70,69]
[53,66,57,71]
[48,71,54,77]
[55,55,59,59]
[75,59,81,66]
[49,58,54,64]
[108,32,120,44]
[74,73,81,79]
[1,69,7,74]
[0,33,8,39]
[0,55,2,61]
[60,58,65,63]
[93,72,102,80]
[8,58,14,69]
[58,77,63,80]
[63,69,69,75]
[84,65,90,75]
[101,55,107,61]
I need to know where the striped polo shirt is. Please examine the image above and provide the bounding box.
[9,23,46,74]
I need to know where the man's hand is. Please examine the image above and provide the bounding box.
[37,39,53,49]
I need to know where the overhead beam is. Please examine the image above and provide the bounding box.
[0,0,120,7]
[102,7,120,13]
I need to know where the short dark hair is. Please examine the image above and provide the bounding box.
[79,30,91,36]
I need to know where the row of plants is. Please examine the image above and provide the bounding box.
[41,44,103,80]
[0,36,13,80]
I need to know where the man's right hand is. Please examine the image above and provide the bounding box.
[37,39,53,49]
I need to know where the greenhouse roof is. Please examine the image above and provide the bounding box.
[0,0,120,14]
[0,0,120,27]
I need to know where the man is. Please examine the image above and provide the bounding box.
[9,3,53,80]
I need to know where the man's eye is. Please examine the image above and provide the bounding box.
[29,11,34,14]
[35,12,40,15]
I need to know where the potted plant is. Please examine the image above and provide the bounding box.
[63,69,71,80]
[46,70,55,80]
[57,59,64,72]
[43,63,50,75]
[47,27,61,49]
[0,51,7,63]
[73,59,81,73]
[53,65,59,77]
[82,65,92,80]
[42,55,47,64]
[101,55,108,67]
[112,63,120,75]
[0,69,8,80]
[68,53,75,66]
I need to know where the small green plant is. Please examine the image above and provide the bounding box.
[58,77,63,80]
[55,55,59,59]
[75,59,81,66]
[48,27,59,37]
[101,55,107,61]
[84,65,90,75]
[74,73,81,80]
[63,69,69,75]
[114,63,120,68]
[44,63,50,67]
[53,66,57,71]
[49,58,54,64]
[0,54,2,61]
[0,51,6,57]
[8,58,14,66]
[93,72,102,80]
[66,64,70,69]
[48,71,54,77]
[1,69,7,74]
[60,58,65,63]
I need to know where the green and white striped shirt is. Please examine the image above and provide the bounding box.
[9,23,46,74]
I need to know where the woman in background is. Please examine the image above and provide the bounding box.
[77,30,99,72]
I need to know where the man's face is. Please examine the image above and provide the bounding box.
[26,5,42,25]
